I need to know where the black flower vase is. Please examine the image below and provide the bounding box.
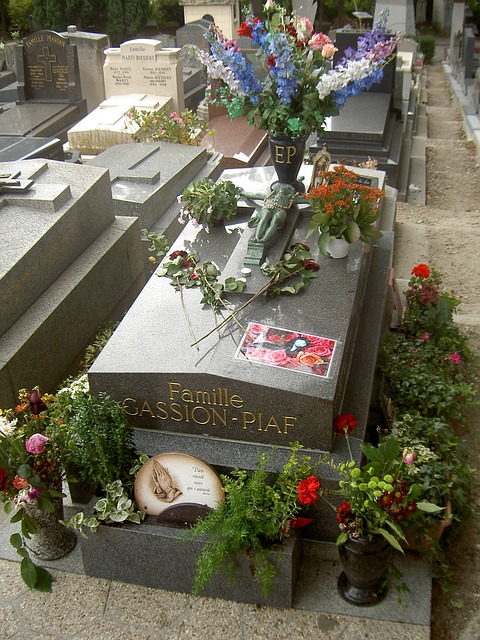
[269,135,306,193]
[337,534,392,606]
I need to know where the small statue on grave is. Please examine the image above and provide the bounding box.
[246,183,298,245]
[308,144,331,191]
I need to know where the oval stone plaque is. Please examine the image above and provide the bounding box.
[134,452,224,516]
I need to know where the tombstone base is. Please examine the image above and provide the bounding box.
[80,519,302,608]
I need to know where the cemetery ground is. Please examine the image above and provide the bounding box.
[395,59,480,640]
[0,51,480,640]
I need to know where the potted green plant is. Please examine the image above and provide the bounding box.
[64,392,137,493]
[305,165,384,257]
[0,388,77,591]
[177,178,242,231]
[185,442,321,597]
[329,415,442,605]
[387,414,473,550]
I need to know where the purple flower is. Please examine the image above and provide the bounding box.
[25,433,49,454]
[28,487,42,500]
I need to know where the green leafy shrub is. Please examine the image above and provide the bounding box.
[66,393,136,490]
[416,35,436,64]
[7,0,33,32]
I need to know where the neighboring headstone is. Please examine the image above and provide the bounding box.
[0,158,144,407]
[0,136,64,161]
[16,30,82,103]
[374,0,416,35]
[180,0,239,40]
[0,30,87,142]
[103,39,184,112]
[60,25,110,113]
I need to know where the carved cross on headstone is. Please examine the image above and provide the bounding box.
[0,172,34,193]
[37,47,56,82]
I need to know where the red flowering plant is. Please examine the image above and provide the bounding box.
[186,442,321,596]
[0,388,69,591]
[306,165,384,256]
[329,415,442,551]
[402,263,463,343]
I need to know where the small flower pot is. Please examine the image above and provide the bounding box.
[326,237,350,259]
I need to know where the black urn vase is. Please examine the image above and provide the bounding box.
[337,534,392,606]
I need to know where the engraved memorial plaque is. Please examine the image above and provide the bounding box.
[134,453,224,522]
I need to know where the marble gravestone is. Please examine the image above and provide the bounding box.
[88,164,396,478]
[67,38,185,155]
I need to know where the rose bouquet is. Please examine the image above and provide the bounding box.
[197,3,401,140]
[0,388,68,590]
[305,165,384,256]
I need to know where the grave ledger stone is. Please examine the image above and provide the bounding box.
[0,158,144,408]
[89,164,395,470]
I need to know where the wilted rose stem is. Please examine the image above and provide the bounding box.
[191,277,276,347]
[201,278,249,337]
[177,280,199,350]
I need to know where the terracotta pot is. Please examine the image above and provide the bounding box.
[404,501,453,552]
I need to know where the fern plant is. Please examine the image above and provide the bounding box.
[185,443,320,597]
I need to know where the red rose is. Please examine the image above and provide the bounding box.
[333,413,357,436]
[297,475,321,505]
[169,250,187,260]
[300,260,320,272]
[411,263,430,278]
[336,501,353,524]
[0,467,7,491]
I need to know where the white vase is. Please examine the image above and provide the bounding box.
[326,237,350,259]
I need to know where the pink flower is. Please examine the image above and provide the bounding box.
[28,487,41,500]
[421,332,431,341]
[322,43,337,59]
[25,433,49,454]
[445,352,462,365]
[244,347,268,360]
[308,32,332,50]
[264,350,290,366]
[402,449,417,465]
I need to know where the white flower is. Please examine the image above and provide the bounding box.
[0,415,16,436]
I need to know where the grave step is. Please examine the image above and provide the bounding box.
[0,159,116,336]
[0,216,144,408]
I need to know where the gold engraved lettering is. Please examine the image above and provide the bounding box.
[139,400,155,418]
[283,416,297,434]
[242,411,257,430]
[168,382,182,400]
[230,394,243,408]
[195,390,211,405]
[274,144,297,164]
[170,403,183,421]
[264,415,282,433]
[155,401,168,420]
[123,397,138,416]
